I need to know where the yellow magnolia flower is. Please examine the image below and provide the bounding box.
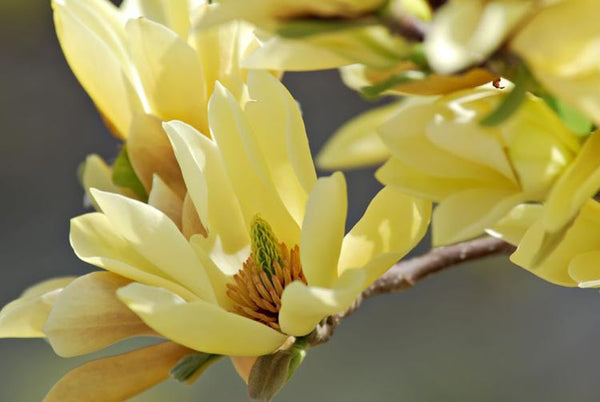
[0,72,430,400]
[490,201,600,287]
[424,0,533,74]
[511,0,600,125]
[375,87,581,246]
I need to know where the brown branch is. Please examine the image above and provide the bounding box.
[308,237,515,346]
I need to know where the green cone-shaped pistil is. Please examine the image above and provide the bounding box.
[250,216,283,277]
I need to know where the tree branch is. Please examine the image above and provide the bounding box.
[308,236,515,346]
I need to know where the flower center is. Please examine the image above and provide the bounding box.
[226,217,306,330]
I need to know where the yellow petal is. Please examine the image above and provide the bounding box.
[338,186,431,285]
[242,36,351,71]
[544,131,600,232]
[127,113,186,198]
[91,189,216,303]
[376,157,489,202]
[569,251,600,288]
[52,1,141,138]
[81,154,119,211]
[279,268,365,336]
[432,188,525,246]
[70,212,198,301]
[148,174,183,230]
[245,71,317,225]
[45,341,192,402]
[486,204,543,246]
[126,18,206,130]
[181,193,207,239]
[379,100,501,181]
[316,102,400,170]
[44,271,155,357]
[117,283,288,355]
[301,173,347,288]
[208,82,300,245]
[163,120,248,254]
[0,277,76,338]
[512,201,600,286]
[230,356,257,383]
[120,0,191,38]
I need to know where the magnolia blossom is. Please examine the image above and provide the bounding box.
[511,0,600,126]
[0,72,430,400]
[375,87,581,246]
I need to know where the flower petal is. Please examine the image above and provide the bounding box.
[45,341,192,402]
[0,277,76,338]
[52,0,141,138]
[92,189,216,303]
[117,283,288,356]
[80,154,119,211]
[245,71,317,225]
[164,120,248,254]
[147,174,183,230]
[338,186,431,285]
[432,188,525,246]
[544,131,600,232]
[70,212,198,301]
[208,82,300,245]
[279,268,366,336]
[316,102,400,170]
[44,271,155,357]
[120,0,191,38]
[301,173,347,288]
[569,251,600,288]
[126,18,207,131]
[486,204,543,246]
[127,113,186,198]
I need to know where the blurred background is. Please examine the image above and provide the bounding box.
[2,1,600,401]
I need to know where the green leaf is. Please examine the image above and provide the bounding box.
[170,352,221,383]
[543,96,593,137]
[111,145,148,201]
[480,66,530,127]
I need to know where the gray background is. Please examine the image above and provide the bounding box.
[2,1,600,401]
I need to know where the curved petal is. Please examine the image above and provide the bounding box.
[91,189,216,303]
[164,120,248,254]
[242,36,350,71]
[148,174,183,230]
[316,102,400,170]
[70,212,198,301]
[301,173,347,288]
[126,18,206,131]
[208,82,300,245]
[127,113,186,198]
[245,71,316,225]
[432,187,525,246]
[117,283,288,356]
[279,269,365,336]
[0,277,76,338]
[52,1,141,138]
[81,154,119,211]
[486,204,543,246]
[569,251,600,288]
[120,0,191,38]
[45,341,192,402]
[544,131,600,232]
[376,157,489,202]
[44,272,156,357]
[338,186,431,285]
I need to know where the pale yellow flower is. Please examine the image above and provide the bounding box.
[424,0,533,74]
[376,87,581,246]
[511,0,600,125]
[0,71,430,399]
[490,201,600,287]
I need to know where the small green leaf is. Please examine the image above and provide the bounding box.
[111,145,148,201]
[248,350,294,401]
[543,96,593,137]
[480,66,531,127]
[170,352,221,383]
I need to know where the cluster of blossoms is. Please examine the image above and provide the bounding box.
[2,0,600,400]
